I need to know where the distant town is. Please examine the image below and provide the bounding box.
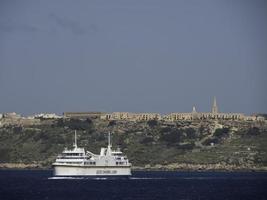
[0,97,265,127]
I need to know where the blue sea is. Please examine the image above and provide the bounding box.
[0,170,267,200]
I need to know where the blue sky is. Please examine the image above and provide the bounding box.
[0,0,266,115]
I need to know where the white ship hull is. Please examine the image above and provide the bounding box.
[53,132,132,177]
[53,164,131,177]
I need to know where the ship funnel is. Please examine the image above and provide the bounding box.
[100,148,105,156]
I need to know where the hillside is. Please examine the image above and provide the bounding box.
[0,118,266,171]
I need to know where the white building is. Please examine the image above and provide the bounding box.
[34,113,62,119]
[4,112,21,119]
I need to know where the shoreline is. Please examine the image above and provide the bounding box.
[1,163,267,172]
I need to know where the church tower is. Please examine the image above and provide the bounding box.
[192,106,197,113]
[192,105,198,120]
[212,96,218,114]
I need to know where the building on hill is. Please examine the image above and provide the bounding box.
[164,97,243,121]
[3,112,21,119]
[164,97,263,121]
[33,113,62,119]
[64,97,265,122]
[1,112,40,126]
[100,112,161,121]
[63,112,104,119]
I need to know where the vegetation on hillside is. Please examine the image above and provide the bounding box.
[0,118,266,169]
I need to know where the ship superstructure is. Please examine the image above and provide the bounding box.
[52,131,131,177]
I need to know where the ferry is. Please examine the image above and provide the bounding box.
[52,131,131,177]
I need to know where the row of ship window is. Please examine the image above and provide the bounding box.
[57,161,126,165]
[58,161,83,164]
[85,162,96,165]
[116,162,125,165]
[62,153,84,156]
[57,161,96,165]
[58,157,85,159]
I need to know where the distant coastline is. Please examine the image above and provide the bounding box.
[0,98,266,128]
[1,163,267,172]
[1,107,266,173]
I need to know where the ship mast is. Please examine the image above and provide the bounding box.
[74,130,77,149]
[106,132,112,156]
[108,132,111,147]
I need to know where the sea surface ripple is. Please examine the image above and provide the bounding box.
[0,170,267,200]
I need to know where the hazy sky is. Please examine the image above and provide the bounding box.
[0,0,266,115]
